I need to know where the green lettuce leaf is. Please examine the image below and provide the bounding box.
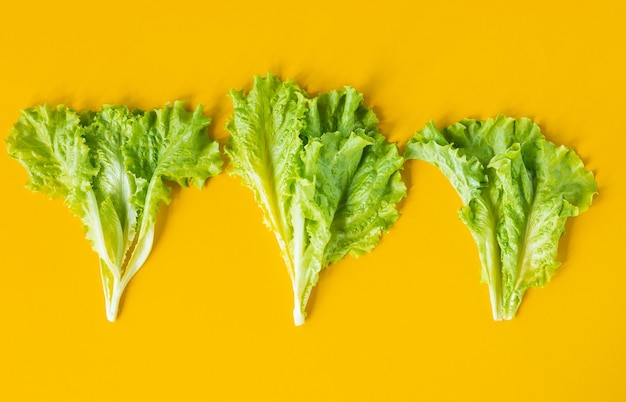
[7,102,222,321]
[226,74,406,325]
[405,115,597,320]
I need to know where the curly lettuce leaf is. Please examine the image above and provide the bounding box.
[226,74,308,277]
[7,102,222,321]
[406,115,597,320]
[118,102,222,316]
[5,105,114,271]
[226,75,406,325]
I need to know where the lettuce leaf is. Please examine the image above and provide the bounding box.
[405,115,597,320]
[7,102,222,321]
[226,74,406,325]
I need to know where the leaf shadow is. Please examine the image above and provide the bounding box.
[29,89,149,112]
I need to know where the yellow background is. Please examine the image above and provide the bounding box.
[1,0,624,400]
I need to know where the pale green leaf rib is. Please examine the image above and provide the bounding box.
[487,143,534,319]
[83,105,137,270]
[83,105,143,321]
[226,74,308,278]
[459,197,502,319]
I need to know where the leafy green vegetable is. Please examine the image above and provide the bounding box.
[226,74,406,325]
[405,115,597,320]
[6,102,222,321]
